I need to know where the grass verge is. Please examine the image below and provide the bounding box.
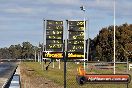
[20,62,132,88]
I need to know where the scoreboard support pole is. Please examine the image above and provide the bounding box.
[42,58,43,70]
[40,51,42,64]
[83,8,86,71]
[80,5,86,71]
[63,39,67,88]
[38,53,39,62]
[35,50,36,62]
[64,59,66,88]
[59,59,60,69]
[64,52,67,88]
[53,60,55,68]
[43,20,45,52]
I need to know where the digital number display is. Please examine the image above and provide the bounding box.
[69,26,84,31]
[68,45,84,52]
[46,25,63,30]
[68,41,84,44]
[46,30,63,35]
[69,21,84,26]
[46,40,63,44]
[46,44,62,49]
[47,20,63,25]
[46,35,62,39]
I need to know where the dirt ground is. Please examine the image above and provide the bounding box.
[20,64,63,88]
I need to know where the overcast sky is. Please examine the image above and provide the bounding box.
[0,0,131,48]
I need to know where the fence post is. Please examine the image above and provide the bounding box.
[64,60,66,88]
[64,51,67,88]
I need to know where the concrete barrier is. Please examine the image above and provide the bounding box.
[9,74,20,88]
[2,66,17,88]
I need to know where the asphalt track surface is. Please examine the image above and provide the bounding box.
[0,61,17,87]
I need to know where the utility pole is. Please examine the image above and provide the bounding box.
[34,49,36,62]
[113,0,116,74]
[80,5,86,70]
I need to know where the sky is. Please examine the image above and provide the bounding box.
[0,0,131,48]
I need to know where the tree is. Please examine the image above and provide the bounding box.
[0,48,11,59]
[21,42,34,59]
[90,23,132,62]
[9,44,22,59]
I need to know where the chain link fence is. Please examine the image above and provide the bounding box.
[65,61,131,88]
[20,61,132,88]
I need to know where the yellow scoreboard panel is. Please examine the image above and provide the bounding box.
[43,52,84,59]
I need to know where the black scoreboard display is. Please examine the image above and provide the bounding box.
[68,21,85,52]
[46,20,63,51]
[67,20,86,59]
[43,20,86,59]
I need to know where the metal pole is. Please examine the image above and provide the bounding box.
[43,20,45,52]
[127,57,128,73]
[42,58,43,70]
[44,20,47,51]
[80,6,86,70]
[127,84,128,88]
[84,12,86,70]
[87,19,90,70]
[35,49,36,62]
[40,50,41,64]
[59,59,60,69]
[53,60,54,68]
[113,0,116,74]
[38,53,39,62]
[64,52,67,88]
[81,6,86,70]
[64,22,67,88]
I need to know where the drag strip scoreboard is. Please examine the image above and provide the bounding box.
[43,20,86,59]
[43,20,64,59]
[67,20,85,59]
[46,20,63,51]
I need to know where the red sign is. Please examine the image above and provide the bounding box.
[76,74,131,85]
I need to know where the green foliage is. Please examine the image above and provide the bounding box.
[0,41,41,60]
[9,44,22,59]
[21,62,132,88]
[91,23,132,62]
[0,47,11,59]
